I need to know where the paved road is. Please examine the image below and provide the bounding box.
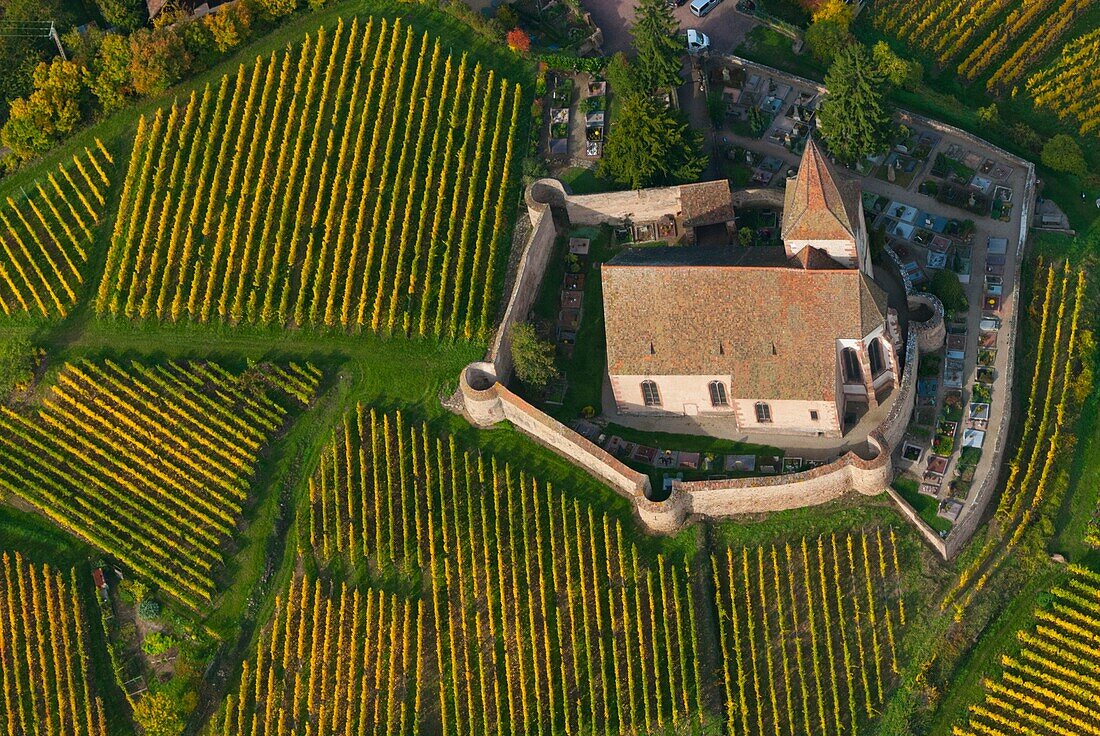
[580,0,755,55]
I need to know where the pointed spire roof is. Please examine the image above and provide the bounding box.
[781,137,862,242]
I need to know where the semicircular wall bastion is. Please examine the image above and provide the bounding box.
[908,292,946,355]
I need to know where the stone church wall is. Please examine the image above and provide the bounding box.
[677,438,889,518]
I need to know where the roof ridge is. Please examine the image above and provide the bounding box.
[781,138,859,242]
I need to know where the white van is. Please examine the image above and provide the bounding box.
[690,0,721,16]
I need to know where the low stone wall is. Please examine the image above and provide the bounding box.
[878,325,919,452]
[886,487,948,556]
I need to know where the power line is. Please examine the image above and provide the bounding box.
[0,20,66,60]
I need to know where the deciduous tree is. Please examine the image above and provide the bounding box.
[510,323,559,391]
[871,41,922,90]
[93,0,147,32]
[805,0,853,62]
[0,58,87,161]
[1040,134,1087,178]
[132,692,186,736]
[88,33,134,113]
[128,27,191,96]
[506,28,531,53]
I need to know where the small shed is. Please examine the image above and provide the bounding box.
[91,568,109,602]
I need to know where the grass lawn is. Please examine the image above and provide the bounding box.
[559,166,616,194]
[526,225,614,424]
[735,26,824,82]
[892,474,952,534]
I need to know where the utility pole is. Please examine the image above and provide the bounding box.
[49,21,67,61]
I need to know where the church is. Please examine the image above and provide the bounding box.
[601,139,901,438]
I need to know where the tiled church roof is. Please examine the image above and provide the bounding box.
[602,246,888,401]
[680,181,736,227]
[781,138,863,242]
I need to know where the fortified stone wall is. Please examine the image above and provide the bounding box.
[486,180,565,382]
[453,180,928,535]
[565,186,683,226]
[678,437,889,518]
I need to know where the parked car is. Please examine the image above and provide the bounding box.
[686,29,711,54]
[690,0,723,16]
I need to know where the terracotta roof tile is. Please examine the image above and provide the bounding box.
[602,247,889,401]
[782,138,862,242]
[787,245,845,270]
[680,181,736,227]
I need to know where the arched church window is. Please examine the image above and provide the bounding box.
[842,347,863,384]
[641,380,661,407]
[755,402,772,423]
[708,381,728,407]
[869,339,885,377]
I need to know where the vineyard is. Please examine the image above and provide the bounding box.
[220,576,421,735]
[941,263,1088,616]
[871,0,1098,93]
[0,360,320,610]
[711,532,905,736]
[954,564,1100,735]
[0,552,107,735]
[302,405,708,733]
[0,141,113,318]
[1027,28,1100,137]
[95,17,524,339]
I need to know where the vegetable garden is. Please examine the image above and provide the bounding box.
[95,17,524,339]
[0,360,320,610]
[0,552,107,735]
[0,141,113,319]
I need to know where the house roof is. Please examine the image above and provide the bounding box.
[680,181,736,227]
[781,137,863,242]
[602,245,889,401]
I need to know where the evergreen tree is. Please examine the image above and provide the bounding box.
[599,90,706,189]
[630,0,682,92]
[817,44,892,164]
